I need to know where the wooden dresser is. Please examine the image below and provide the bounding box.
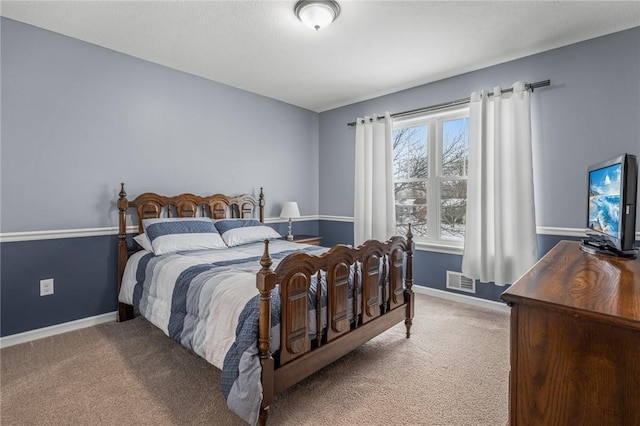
[501,240,640,426]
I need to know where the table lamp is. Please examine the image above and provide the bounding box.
[280,201,301,241]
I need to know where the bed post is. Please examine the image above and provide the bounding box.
[404,224,414,338]
[258,187,265,223]
[117,183,134,322]
[256,240,275,425]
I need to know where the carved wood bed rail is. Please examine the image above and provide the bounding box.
[116,183,414,425]
[256,232,414,424]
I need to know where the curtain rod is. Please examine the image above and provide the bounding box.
[347,79,550,127]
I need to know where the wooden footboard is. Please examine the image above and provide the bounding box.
[256,228,414,424]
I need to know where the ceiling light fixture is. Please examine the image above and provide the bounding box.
[294,0,340,31]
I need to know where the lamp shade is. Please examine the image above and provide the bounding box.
[294,1,340,31]
[280,202,301,219]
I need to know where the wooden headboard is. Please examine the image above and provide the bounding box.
[116,182,265,321]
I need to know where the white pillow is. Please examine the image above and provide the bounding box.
[214,219,282,247]
[133,233,153,252]
[143,218,227,255]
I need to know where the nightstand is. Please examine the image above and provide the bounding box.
[287,235,323,245]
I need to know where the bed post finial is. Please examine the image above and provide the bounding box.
[260,239,272,270]
[117,182,128,259]
[404,224,414,338]
[258,187,265,223]
[256,239,275,424]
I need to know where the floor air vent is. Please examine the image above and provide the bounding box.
[446,271,476,293]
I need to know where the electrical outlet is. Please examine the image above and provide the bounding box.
[40,278,54,296]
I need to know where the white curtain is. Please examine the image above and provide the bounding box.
[354,113,396,246]
[462,82,538,286]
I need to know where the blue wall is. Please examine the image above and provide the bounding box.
[0,17,320,231]
[0,18,321,337]
[1,17,639,337]
[1,236,118,336]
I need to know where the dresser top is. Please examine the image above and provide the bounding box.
[501,240,640,328]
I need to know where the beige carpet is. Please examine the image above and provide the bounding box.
[1,294,510,425]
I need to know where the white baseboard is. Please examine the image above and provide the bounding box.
[413,285,511,313]
[0,311,117,348]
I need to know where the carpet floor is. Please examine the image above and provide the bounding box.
[1,293,510,425]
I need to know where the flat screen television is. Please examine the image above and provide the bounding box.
[581,153,638,258]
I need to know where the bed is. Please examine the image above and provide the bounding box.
[116,183,415,425]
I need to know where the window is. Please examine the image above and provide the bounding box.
[392,107,469,245]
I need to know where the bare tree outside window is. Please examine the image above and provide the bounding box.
[393,126,428,180]
[393,126,428,237]
[442,118,469,177]
[441,179,467,240]
[440,118,468,240]
[393,113,469,242]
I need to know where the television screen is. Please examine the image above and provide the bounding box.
[588,163,622,239]
[582,153,638,258]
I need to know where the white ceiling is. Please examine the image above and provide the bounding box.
[2,1,639,112]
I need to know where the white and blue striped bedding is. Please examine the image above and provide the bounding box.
[119,240,329,424]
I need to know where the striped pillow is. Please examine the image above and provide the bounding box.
[143,218,227,255]
[133,233,153,252]
[214,219,282,247]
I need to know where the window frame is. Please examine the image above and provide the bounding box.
[392,105,469,251]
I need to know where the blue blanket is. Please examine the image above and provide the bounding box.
[128,243,329,425]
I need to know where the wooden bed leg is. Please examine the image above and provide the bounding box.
[259,356,274,426]
[258,400,270,425]
[118,302,134,322]
[404,224,415,338]
[257,240,276,425]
